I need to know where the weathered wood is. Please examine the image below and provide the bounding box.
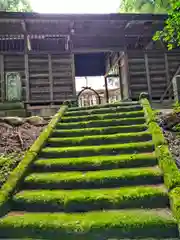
[144,53,152,100]
[0,55,4,101]
[48,54,53,103]
[24,54,30,102]
[104,76,109,103]
[71,54,76,97]
[164,53,171,99]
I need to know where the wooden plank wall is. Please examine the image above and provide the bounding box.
[0,53,75,104]
[127,51,180,100]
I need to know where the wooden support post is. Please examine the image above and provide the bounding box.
[104,76,109,103]
[164,53,171,99]
[24,54,30,103]
[118,53,123,100]
[144,53,152,101]
[0,55,4,102]
[48,54,53,104]
[124,51,131,99]
[71,54,76,98]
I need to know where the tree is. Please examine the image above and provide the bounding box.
[0,0,32,12]
[153,1,180,50]
[119,0,170,13]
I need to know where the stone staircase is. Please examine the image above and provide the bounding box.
[0,102,179,239]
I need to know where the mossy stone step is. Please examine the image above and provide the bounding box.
[40,141,154,158]
[68,101,139,111]
[62,111,144,123]
[0,209,178,239]
[33,153,157,172]
[52,124,148,138]
[56,117,146,129]
[47,132,152,147]
[65,104,143,117]
[24,167,162,190]
[12,185,168,212]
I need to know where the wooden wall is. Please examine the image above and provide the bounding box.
[106,50,180,101]
[0,53,76,104]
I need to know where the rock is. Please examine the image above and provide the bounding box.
[2,117,25,126]
[26,116,47,126]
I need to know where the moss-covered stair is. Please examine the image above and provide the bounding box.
[0,102,179,239]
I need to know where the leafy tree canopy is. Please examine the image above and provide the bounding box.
[153,1,180,50]
[0,0,32,12]
[119,0,170,13]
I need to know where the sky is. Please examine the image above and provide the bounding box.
[30,0,120,14]
[30,0,120,91]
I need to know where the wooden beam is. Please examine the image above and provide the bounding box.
[118,53,123,100]
[144,53,152,101]
[24,54,30,102]
[48,54,53,103]
[124,51,131,99]
[0,55,4,102]
[22,20,31,51]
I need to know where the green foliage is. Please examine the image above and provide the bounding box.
[0,0,32,12]
[34,153,157,171]
[13,185,168,212]
[24,167,162,189]
[140,98,156,124]
[153,1,180,50]
[0,210,178,239]
[119,0,170,13]
[169,187,180,221]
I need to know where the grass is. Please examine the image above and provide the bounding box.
[24,167,162,189]
[0,209,178,239]
[40,141,154,158]
[56,117,146,129]
[62,110,144,123]
[52,124,148,137]
[13,185,168,212]
[47,131,152,147]
[169,187,180,222]
[34,153,157,172]
[65,105,142,117]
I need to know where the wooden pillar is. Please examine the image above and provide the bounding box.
[104,76,109,103]
[48,54,53,104]
[164,53,171,99]
[71,54,76,98]
[0,55,4,102]
[124,51,131,99]
[144,53,152,101]
[118,53,123,100]
[24,54,30,102]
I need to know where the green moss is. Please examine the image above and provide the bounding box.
[140,98,156,124]
[169,187,180,222]
[24,167,162,189]
[65,105,142,117]
[52,124,148,137]
[57,117,146,129]
[13,185,168,212]
[69,101,139,111]
[62,110,144,123]
[41,141,154,158]
[155,145,180,190]
[48,131,152,147]
[148,122,166,147]
[0,209,178,239]
[34,153,157,171]
[0,105,68,215]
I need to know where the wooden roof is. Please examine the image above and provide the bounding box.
[0,12,167,51]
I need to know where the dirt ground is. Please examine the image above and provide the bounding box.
[0,122,47,155]
[157,110,180,167]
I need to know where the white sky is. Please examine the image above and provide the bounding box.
[30,0,120,14]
